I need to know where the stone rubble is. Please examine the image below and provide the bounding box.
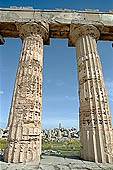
[42,124,79,142]
[0,128,9,138]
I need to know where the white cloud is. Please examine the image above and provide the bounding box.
[0,90,4,95]
[65,95,76,101]
[46,79,52,84]
[105,80,113,100]
[0,121,7,128]
[56,80,64,86]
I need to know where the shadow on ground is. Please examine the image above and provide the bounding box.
[42,153,80,160]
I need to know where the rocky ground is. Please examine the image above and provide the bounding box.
[0,155,113,170]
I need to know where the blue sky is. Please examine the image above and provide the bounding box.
[0,0,113,129]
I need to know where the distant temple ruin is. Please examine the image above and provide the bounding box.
[0,7,113,163]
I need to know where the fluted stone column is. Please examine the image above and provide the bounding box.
[4,23,49,163]
[70,25,113,163]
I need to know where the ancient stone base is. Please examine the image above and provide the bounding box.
[1,155,113,170]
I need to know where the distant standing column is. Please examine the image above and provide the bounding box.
[4,23,49,163]
[70,25,113,163]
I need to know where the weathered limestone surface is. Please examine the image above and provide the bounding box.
[70,25,113,163]
[1,155,113,170]
[4,23,49,163]
[0,7,113,42]
[1,7,113,164]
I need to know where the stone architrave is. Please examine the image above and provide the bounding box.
[70,25,113,163]
[4,23,49,163]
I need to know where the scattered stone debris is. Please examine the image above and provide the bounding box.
[42,150,60,156]
[0,128,9,138]
[0,155,113,170]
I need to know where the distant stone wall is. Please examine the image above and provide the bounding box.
[42,127,79,141]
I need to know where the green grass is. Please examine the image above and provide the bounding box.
[0,139,6,149]
[42,138,82,157]
[0,138,82,157]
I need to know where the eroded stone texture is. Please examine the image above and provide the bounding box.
[0,34,5,45]
[0,7,113,41]
[1,7,113,164]
[70,25,113,163]
[4,23,49,163]
[1,155,113,170]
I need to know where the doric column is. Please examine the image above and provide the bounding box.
[70,25,113,163]
[4,23,49,163]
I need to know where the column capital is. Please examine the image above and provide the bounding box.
[16,22,49,44]
[69,25,100,46]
